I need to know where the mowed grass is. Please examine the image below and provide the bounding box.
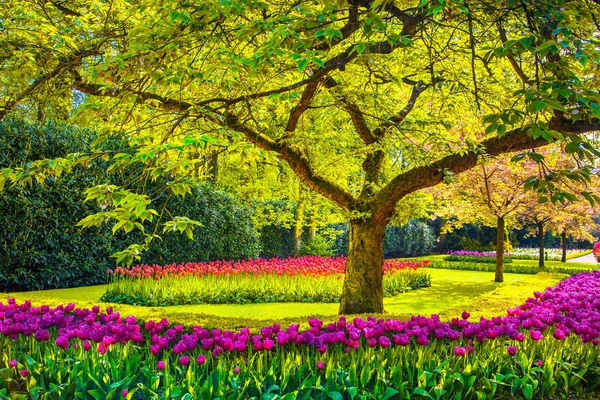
[0,268,567,331]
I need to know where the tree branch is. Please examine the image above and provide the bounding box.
[372,81,430,138]
[285,80,320,132]
[497,20,534,85]
[373,117,600,220]
[224,113,357,210]
[72,74,195,112]
[322,76,375,144]
[0,49,98,121]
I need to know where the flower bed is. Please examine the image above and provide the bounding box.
[102,257,431,305]
[511,248,590,261]
[2,271,600,398]
[444,250,513,264]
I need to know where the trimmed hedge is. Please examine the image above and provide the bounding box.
[0,119,260,291]
[429,261,598,276]
[0,119,117,291]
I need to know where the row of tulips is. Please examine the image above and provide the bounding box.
[2,271,600,398]
[107,256,428,279]
[447,248,589,262]
[102,257,431,305]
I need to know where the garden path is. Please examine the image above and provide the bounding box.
[568,253,597,263]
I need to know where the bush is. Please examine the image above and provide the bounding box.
[257,201,296,258]
[140,185,261,264]
[429,261,597,275]
[443,255,513,264]
[0,119,260,291]
[0,119,118,291]
[299,234,336,257]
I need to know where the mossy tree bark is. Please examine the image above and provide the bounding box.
[495,215,505,283]
[339,218,386,314]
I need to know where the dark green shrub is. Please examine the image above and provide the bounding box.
[141,185,261,264]
[0,119,117,291]
[0,119,261,291]
[257,201,295,258]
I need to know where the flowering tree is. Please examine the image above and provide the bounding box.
[515,150,600,266]
[434,155,532,282]
[2,0,600,313]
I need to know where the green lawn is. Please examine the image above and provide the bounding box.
[0,268,567,331]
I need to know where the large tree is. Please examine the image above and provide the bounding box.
[2,0,600,314]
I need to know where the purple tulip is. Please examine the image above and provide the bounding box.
[9,360,16,367]
[157,361,165,370]
[530,330,544,341]
[121,389,128,398]
[379,336,391,348]
[179,356,189,366]
[20,369,29,377]
[317,361,324,369]
[454,346,467,356]
[196,355,206,365]
[506,346,518,356]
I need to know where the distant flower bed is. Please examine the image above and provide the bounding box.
[102,256,431,305]
[2,271,600,398]
[511,248,589,261]
[444,250,512,264]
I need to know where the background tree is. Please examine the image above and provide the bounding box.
[433,155,533,282]
[2,0,600,313]
[515,148,600,266]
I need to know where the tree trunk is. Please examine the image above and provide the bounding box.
[435,218,448,253]
[339,219,386,315]
[293,201,304,254]
[561,231,567,263]
[308,215,316,241]
[208,153,219,184]
[538,221,545,269]
[495,215,505,283]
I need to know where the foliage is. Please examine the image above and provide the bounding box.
[0,119,119,291]
[0,119,260,291]
[141,184,261,264]
[102,257,430,306]
[384,220,436,258]
[298,235,336,257]
[257,201,296,258]
[3,272,600,398]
